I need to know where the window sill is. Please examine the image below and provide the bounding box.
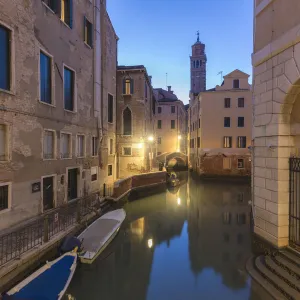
[42,2,55,14]
[77,156,85,159]
[84,42,93,49]
[122,93,132,96]
[60,19,71,29]
[43,157,56,161]
[64,109,77,114]
[61,157,72,160]
[0,208,11,215]
[91,155,98,158]
[38,99,56,108]
[108,121,114,125]
[0,88,15,96]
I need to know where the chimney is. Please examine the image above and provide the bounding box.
[167,85,171,92]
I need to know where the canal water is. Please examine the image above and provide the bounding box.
[66,173,272,300]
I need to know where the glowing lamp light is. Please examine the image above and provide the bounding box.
[177,198,181,205]
[147,238,153,248]
[176,149,180,152]
[178,135,182,140]
[138,143,144,149]
[148,136,154,142]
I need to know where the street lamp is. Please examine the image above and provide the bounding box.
[147,136,154,171]
[147,238,153,248]
[178,135,182,140]
[148,136,154,142]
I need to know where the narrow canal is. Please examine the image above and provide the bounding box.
[66,173,272,300]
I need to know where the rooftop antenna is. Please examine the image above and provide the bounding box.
[166,73,168,89]
[217,71,223,85]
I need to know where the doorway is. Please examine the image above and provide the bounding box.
[43,176,54,211]
[68,168,78,201]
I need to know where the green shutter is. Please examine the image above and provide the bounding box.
[69,0,73,29]
[122,79,126,94]
[130,79,134,94]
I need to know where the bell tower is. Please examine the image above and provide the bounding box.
[190,31,207,94]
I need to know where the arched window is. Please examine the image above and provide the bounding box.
[123,107,132,135]
[200,60,202,66]
[196,60,200,68]
[193,61,196,68]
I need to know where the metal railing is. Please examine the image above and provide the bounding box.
[0,191,107,267]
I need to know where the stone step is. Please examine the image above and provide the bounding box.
[281,250,300,268]
[246,256,288,300]
[255,256,300,300]
[275,255,300,278]
[264,255,300,291]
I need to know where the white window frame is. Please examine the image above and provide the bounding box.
[91,136,98,157]
[0,21,16,95]
[0,182,12,214]
[63,63,77,113]
[38,48,55,107]
[41,0,56,14]
[43,129,56,160]
[60,131,72,159]
[76,134,86,158]
[41,174,57,213]
[123,146,132,156]
[91,166,98,182]
[237,158,245,169]
[108,164,113,176]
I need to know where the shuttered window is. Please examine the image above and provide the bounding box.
[64,67,75,111]
[44,130,55,159]
[77,135,85,157]
[108,94,113,123]
[60,133,71,158]
[0,125,7,161]
[61,0,73,28]
[0,25,10,91]
[84,16,93,47]
[40,52,52,104]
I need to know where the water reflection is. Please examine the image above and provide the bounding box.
[66,174,270,300]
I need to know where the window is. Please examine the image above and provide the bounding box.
[223,212,231,224]
[198,118,200,128]
[0,125,7,161]
[237,234,244,244]
[223,157,231,169]
[238,98,244,108]
[92,136,98,156]
[123,107,132,135]
[190,138,194,148]
[237,158,244,169]
[237,213,246,225]
[40,52,53,105]
[123,78,134,95]
[60,133,71,159]
[196,60,199,68]
[123,147,132,156]
[109,138,113,155]
[108,164,113,176]
[223,136,232,148]
[237,193,244,203]
[64,66,75,111]
[61,0,73,28]
[224,117,230,127]
[158,107,162,114]
[145,81,148,99]
[224,98,230,108]
[157,152,161,155]
[157,137,161,145]
[43,130,55,159]
[84,17,93,47]
[108,94,113,123]
[171,106,175,113]
[91,166,98,182]
[171,120,175,129]
[77,135,85,157]
[157,120,162,129]
[233,79,239,89]
[42,0,56,11]
[192,123,194,131]
[0,25,11,91]
[197,137,200,148]
[238,117,244,127]
[0,183,10,211]
[237,136,246,148]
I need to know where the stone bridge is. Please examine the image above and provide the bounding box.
[156,152,188,168]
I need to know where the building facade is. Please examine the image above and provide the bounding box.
[116,65,156,179]
[0,0,117,230]
[154,86,187,157]
[190,33,207,94]
[252,0,300,248]
[188,70,252,176]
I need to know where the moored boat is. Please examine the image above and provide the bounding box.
[4,251,77,300]
[78,208,126,264]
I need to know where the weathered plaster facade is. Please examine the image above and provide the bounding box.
[0,0,117,230]
[154,87,187,157]
[252,0,300,247]
[116,66,156,179]
[188,70,252,176]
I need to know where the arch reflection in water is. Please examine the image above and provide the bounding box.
[66,174,270,300]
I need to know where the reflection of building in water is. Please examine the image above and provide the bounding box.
[187,180,251,290]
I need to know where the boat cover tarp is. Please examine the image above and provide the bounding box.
[6,255,75,300]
